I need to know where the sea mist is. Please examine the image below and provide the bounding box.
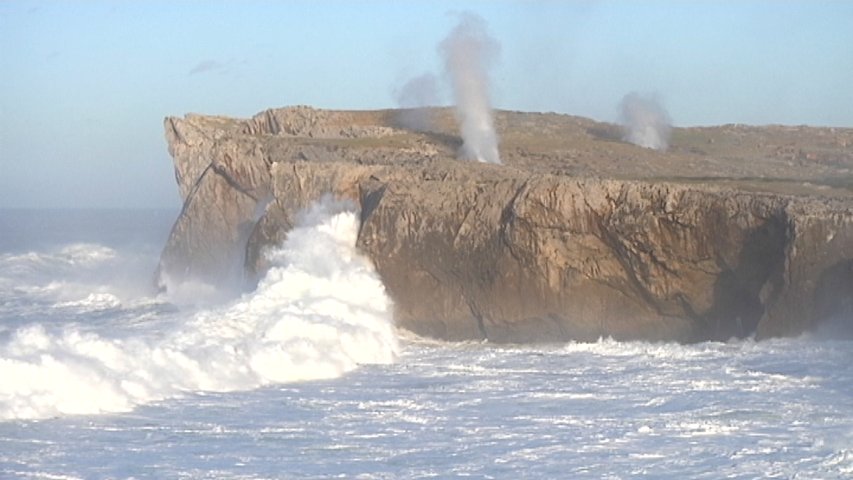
[620,92,672,151]
[440,13,501,164]
[394,73,440,132]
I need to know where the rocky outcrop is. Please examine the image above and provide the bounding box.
[158,106,853,342]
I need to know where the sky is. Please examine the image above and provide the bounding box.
[1,1,851,209]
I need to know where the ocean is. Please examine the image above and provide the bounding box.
[0,207,851,479]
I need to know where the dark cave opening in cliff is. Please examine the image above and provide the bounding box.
[700,217,787,341]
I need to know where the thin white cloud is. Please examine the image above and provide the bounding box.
[188,59,227,76]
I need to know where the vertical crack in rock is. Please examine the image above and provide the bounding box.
[586,198,667,318]
[813,259,853,337]
[466,298,489,341]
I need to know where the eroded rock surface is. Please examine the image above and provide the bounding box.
[158,106,853,342]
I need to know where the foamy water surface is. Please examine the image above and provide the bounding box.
[0,208,851,478]
[0,203,396,420]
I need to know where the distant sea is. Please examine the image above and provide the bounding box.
[0,208,851,478]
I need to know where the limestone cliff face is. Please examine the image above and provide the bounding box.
[159,115,272,292]
[158,106,853,342]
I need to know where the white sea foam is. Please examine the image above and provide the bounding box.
[0,244,113,290]
[54,292,122,311]
[3,210,851,479]
[0,200,397,420]
[0,243,155,312]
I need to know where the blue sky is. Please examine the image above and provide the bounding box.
[1,1,851,208]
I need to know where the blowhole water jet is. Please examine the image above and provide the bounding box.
[440,12,501,164]
[619,92,672,151]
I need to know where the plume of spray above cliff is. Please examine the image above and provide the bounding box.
[394,73,440,132]
[440,13,501,164]
[619,92,672,151]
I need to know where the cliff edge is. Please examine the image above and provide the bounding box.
[158,106,853,342]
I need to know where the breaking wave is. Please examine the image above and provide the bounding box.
[0,201,398,420]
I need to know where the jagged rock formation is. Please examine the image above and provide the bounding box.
[158,106,853,342]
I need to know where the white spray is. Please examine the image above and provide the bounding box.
[0,198,398,420]
[394,72,440,132]
[619,92,672,151]
[440,12,501,164]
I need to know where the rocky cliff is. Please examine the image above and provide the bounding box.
[158,106,853,342]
